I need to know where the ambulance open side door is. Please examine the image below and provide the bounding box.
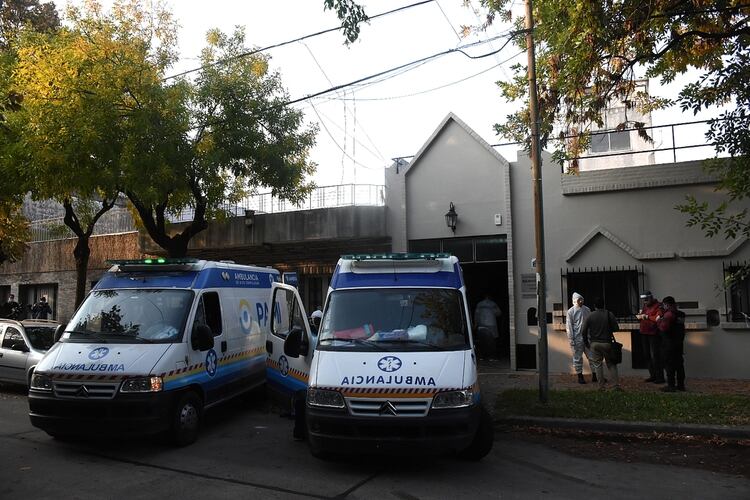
[266,283,313,408]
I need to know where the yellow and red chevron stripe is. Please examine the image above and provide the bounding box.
[266,358,309,383]
[314,385,472,399]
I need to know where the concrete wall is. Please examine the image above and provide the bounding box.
[511,152,750,378]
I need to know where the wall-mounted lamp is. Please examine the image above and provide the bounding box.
[244,209,256,227]
[445,202,458,234]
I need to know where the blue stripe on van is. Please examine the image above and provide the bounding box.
[163,354,265,391]
[330,266,463,290]
[192,268,280,290]
[266,367,308,394]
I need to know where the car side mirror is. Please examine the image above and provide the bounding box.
[191,324,214,351]
[284,326,309,358]
[11,343,29,353]
[54,324,66,343]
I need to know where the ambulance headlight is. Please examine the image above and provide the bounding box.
[307,388,345,409]
[120,376,163,393]
[431,390,473,409]
[30,373,53,391]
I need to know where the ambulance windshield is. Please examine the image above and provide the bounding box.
[318,288,469,351]
[66,289,194,343]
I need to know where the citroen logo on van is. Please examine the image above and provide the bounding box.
[379,401,398,416]
[76,385,90,398]
[377,356,402,372]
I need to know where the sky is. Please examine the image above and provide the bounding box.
[152,0,526,187]
[77,1,721,188]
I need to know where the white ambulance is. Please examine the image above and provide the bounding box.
[28,258,278,445]
[268,253,494,460]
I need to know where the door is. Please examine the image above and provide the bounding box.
[187,291,226,405]
[0,326,30,384]
[266,283,313,408]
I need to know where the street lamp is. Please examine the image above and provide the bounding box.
[445,202,457,234]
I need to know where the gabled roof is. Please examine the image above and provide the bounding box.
[566,225,748,262]
[403,112,509,177]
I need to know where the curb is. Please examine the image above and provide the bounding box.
[496,416,750,439]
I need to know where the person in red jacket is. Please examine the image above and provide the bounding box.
[636,291,665,384]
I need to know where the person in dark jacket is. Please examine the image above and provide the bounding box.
[656,296,686,392]
[637,291,665,384]
[31,296,52,320]
[2,294,20,319]
[581,297,622,391]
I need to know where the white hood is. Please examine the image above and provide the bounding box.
[37,342,172,377]
[312,350,468,391]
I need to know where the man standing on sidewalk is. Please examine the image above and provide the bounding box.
[581,297,622,391]
[566,292,597,384]
[637,291,665,384]
[657,296,686,392]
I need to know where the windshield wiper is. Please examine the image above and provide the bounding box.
[376,339,447,350]
[65,330,109,343]
[105,333,156,343]
[319,337,385,350]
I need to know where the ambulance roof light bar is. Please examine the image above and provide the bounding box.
[342,253,451,261]
[107,258,200,272]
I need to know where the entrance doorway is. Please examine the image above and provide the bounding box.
[462,262,510,368]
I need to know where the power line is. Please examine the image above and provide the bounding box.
[163,0,436,81]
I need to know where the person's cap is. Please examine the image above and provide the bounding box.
[311,310,323,319]
[639,291,653,299]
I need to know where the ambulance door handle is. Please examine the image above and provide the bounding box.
[221,341,227,353]
[266,341,273,354]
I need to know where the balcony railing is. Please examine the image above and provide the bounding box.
[28,184,386,242]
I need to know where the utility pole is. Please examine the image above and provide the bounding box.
[525,0,549,403]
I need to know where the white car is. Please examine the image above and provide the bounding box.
[0,319,57,387]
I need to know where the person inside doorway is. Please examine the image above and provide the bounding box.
[2,294,20,319]
[474,294,501,360]
[32,295,52,320]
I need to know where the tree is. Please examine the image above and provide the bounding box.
[125,27,317,258]
[477,0,749,284]
[2,0,175,306]
[0,0,59,265]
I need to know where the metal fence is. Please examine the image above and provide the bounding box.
[28,184,386,242]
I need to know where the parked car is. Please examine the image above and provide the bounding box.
[0,319,58,387]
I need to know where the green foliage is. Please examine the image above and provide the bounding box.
[323,0,369,44]
[0,199,29,264]
[496,388,750,426]
[0,0,59,49]
[126,26,318,257]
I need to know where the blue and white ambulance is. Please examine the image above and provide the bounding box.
[269,253,494,460]
[28,258,279,445]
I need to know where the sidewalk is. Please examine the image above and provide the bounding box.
[478,361,750,438]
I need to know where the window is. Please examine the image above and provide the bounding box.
[564,268,640,320]
[272,287,304,339]
[590,107,631,153]
[2,327,25,350]
[18,283,58,320]
[408,235,508,263]
[724,263,750,322]
[195,292,223,336]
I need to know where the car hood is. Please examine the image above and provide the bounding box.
[37,342,172,377]
[311,350,468,392]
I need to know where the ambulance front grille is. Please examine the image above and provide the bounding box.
[53,381,119,400]
[346,398,430,417]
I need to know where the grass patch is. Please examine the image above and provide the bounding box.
[496,389,750,426]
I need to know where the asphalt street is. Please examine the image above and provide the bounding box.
[1,385,748,500]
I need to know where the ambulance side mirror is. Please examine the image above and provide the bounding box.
[284,326,308,358]
[54,324,66,343]
[191,324,215,351]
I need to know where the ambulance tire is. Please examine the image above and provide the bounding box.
[171,391,202,446]
[459,407,494,461]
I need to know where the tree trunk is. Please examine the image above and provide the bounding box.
[73,235,90,308]
[126,191,209,258]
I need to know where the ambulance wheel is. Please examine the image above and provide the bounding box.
[171,391,202,446]
[459,407,494,461]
